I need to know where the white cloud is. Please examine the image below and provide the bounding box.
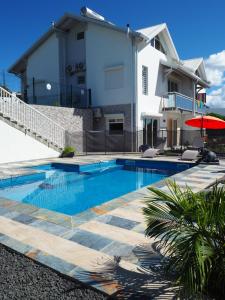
[207,86,225,108]
[204,50,225,107]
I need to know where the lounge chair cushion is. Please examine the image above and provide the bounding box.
[142,148,160,158]
[181,150,199,161]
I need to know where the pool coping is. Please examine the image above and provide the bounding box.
[0,156,225,297]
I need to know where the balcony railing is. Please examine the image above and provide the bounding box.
[162,92,206,114]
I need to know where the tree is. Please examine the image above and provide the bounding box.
[143,181,225,298]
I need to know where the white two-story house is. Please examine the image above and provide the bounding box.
[9,7,209,151]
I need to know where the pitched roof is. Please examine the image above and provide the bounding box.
[160,59,210,87]
[137,23,179,60]
[182,58,203,71]
[8,13,145,74]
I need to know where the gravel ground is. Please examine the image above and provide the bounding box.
[0,244,108,300]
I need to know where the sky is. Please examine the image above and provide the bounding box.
[1,0,225,107]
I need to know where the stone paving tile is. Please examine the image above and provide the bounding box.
[132,223,146,234]
[68,266,120,296]
[97,214,140,230]
[31,208,71,227]
[34,250,77,274]
[29,219,70,236]
[7,202,39,214]
[101,240,135,258]
[0,206,11,215]
[79,220,148,246]
[68,228,113,251]
[13,213,38,225]
[0,235,33,254]
[0,197,18,208]
[3,211,20,219]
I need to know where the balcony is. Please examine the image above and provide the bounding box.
[162,92,207,114]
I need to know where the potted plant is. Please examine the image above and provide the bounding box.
[61,146,75,158]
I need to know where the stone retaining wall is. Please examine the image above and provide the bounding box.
[31,105,93,152]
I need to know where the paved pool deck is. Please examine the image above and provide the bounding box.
[0,155,225,298]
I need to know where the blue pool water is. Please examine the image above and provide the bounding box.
[0,160,192,215]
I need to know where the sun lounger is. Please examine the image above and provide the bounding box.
[180,150,199,161]
[187,137,204,150]
[142,148,160,158]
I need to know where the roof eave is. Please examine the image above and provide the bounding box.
[8,13,144,74]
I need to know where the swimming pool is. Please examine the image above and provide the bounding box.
[0,159,193,215]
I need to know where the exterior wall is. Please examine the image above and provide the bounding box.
[136,42,167,131]
[85,23,134,108]
[169,72,194,98]
[31,105,93,152]
[26,33,60,105]
[0,120,59,164]
[65,23,86,88]
[91,104,133,152]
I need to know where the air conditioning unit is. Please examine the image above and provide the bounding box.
[75,62,86,73]
[93,108,102,119]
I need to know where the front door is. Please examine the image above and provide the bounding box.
[143,119,158,147]
[167,118,178,148]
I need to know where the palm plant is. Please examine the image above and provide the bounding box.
[143,181,225,299]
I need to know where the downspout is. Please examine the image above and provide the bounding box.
[131,36,138,152]
[193,80,198,116]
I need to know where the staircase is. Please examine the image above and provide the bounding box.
[0,87,65,151]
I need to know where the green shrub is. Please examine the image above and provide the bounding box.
[143,181,225,299]
[61,146,75,157]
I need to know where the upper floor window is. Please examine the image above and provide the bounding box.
[77,32,84,40]
[104,65,124,90]
[151,35,166,54]
[142,66,148,95]
[168,79,179,93]
[77,75,85,85]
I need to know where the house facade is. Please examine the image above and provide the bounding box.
[9,7,209,152]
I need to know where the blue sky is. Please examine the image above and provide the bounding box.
[1,0,225,106]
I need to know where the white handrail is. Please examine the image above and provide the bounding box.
[0,87,66,149]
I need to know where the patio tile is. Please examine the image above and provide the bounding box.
[13,213,38,225]
[69,266,121,295]
[8,203,39,214]
[101,240,134,257]
[31,208,71,226]
[3,211,20,219]
[0,206,10,215]
[79,220,148,246]
[97,214,140,230]
[1,236,33,254]
[29,219,69,236]
[35,250,77,274]
[132,223,146,234]
[69,228,113,251]
[0,198,18,208]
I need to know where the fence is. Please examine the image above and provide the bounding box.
[63,129,225,156]
[0,71,91,109]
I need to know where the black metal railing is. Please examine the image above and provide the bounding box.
[63,129,225,156]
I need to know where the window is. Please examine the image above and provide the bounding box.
[77,32,84,40]
[168,79,178,93]
[108,118,124,135]
[77,75,85,85]
[142,66,148,95]
[105,114,124,135]
[150,35,166,54]
[105,66,124,90]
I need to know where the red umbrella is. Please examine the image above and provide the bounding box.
[185,116,225,130]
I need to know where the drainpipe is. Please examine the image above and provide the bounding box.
[193,80,198,116]
[131,37,138,152]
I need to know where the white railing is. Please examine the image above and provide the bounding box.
[0,87,65,149]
